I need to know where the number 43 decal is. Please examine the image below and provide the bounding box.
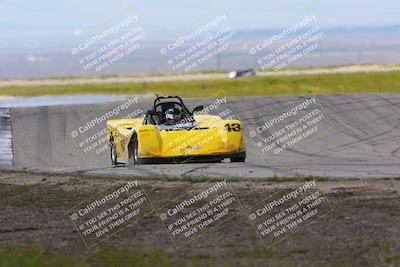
[225,123,241,132]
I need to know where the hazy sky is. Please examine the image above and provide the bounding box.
[1,0,399,46]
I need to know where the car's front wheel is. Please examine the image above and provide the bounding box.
[129,135,142,165]
[133,139,140,165]
[110,139,118,166]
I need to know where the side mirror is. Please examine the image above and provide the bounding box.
[147,110,157,116]
[193,105,204,112]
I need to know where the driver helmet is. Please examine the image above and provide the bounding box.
[165,108,181,123]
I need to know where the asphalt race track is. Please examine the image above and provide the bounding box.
[9,94,400,179]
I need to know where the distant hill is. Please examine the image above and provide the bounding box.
[235,25,400,39]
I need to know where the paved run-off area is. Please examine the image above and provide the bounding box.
[5,93,400,179]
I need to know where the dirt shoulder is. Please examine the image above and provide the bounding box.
[0,171,399,267]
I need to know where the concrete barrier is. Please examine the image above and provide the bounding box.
[0,108,12,168]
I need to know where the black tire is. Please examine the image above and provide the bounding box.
[133,138,140,165]
[230,152,246,162]
[230,157,245,162]
[110,139,118,166]
[129,135,142,165]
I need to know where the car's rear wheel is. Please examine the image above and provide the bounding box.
[230,157,245,162]
[230,152,246,163]
[110,139,118,166]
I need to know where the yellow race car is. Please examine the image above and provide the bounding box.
[107,96,246,165]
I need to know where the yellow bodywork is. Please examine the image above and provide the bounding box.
[107,115,245,162]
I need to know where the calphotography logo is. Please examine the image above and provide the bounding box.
[161,14,235,72]
[250,14,324,72]
[71,15,147,73]
[246,179,333,248]
[67,180,154,248]
[246,96,332,163]
[67,96,145,162]
[157,180,242,248]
